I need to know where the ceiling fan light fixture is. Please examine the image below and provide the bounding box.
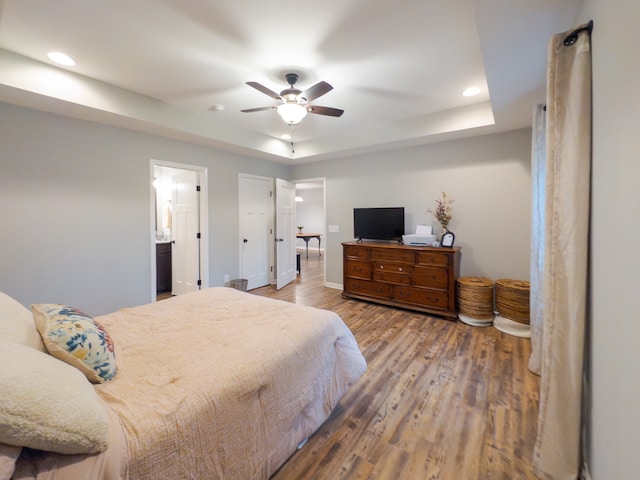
[243,73,341,123]
[277,103,308,125]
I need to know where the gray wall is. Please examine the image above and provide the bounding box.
[292,128,533,286]
[0,102,288,314]
[578,1,640,478]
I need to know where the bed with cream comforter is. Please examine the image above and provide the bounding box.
[12,287,367,479]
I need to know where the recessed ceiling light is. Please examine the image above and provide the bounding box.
[462,86,481,97]
[47,51,75,66]
[208,104,225,112]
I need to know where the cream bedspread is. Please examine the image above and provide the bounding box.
[14,288,366,479]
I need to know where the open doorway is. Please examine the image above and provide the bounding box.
[238,175,297,291]
[150,160,209,301]
[294,178,326,282]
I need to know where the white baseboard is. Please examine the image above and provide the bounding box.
[325,282,342,290]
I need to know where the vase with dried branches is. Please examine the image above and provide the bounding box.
[427,191,454,235]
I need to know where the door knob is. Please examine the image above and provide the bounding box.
[243,238,248,243]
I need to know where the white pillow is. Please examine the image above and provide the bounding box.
[0,291,45,352]
[0,337,109,454]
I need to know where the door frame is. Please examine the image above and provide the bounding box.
[149,159,209,301]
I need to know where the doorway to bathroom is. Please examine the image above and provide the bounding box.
[150,160,209,301]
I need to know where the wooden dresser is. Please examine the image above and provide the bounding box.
[342,241,461,319]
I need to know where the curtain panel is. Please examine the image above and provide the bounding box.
[532,23,592,480]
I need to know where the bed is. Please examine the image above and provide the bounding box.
[0,287,367,479]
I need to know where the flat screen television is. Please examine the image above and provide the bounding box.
[353,207,405,241]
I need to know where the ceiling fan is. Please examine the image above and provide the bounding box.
[241,73,344,125]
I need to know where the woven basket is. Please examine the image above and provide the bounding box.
[229,278,248,291]
[495,279,530,324]
[457,277,494,319]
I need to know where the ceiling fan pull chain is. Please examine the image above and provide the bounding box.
[289,125,296,156]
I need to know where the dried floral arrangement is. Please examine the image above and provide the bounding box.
[427,191,454,232]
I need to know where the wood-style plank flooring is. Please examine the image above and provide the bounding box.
[252,251,540,480]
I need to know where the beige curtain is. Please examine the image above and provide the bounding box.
[532,22,592,480]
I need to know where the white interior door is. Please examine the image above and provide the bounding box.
[239,175,272,290]
[172,171,200,295]
[276,178,296,289]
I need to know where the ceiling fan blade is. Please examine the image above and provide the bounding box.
[307,105,344,117]
[301,81,333,102]
[241,106,276,113]
[246,81,281,100]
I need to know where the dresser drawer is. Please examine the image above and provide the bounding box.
[345,278,392,299]
[416,251,449,266]
[393,286,449,309]
[344,245,370,260]
[371,248,415,263]
[373,270,411,285]
[412,265,448,289]
[373,261,410,274]
[345,260,372,279]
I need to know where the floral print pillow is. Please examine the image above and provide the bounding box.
[31,304,116,383]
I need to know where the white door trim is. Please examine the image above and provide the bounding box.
[150,159,209,302]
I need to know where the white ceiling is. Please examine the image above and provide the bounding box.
[0,0,582,164]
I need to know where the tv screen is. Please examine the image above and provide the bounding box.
[353,207,405,241]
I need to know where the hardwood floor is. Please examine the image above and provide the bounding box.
[157,291,174,301]
[252,252,541,480]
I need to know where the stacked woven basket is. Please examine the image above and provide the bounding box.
[456,276,494,327]
[495,279,530,324]
[493,279,531,337]
[456,277,531,337]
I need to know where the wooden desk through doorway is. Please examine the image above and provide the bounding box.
[297,233,322,258]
